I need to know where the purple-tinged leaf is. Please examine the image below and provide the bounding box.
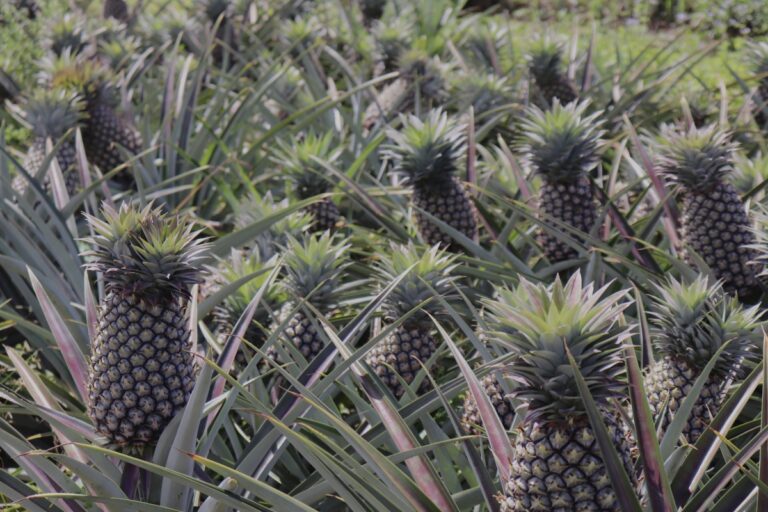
[496,137,532,202]
[759,330,768,512]
[83,272,98,345]
[28,268,88,401]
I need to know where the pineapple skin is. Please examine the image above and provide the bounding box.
[88,292,196,446]
[304,198,340,232]
[500,413,636,512]
[461,374,514,434]
[646,356,726,444]
[537,176,596,262]
[366,325,436,398]
[83,103,142,181]
[680,181,760,301]
[413,176,478,249]
[534,76,578,108]
[23,139,80,196]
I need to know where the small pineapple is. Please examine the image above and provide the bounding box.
[82,203,208,447]
[746,42,768,128]
[386,109,478,250]
[13,90,84,196]
[460,373,515,434]
[519,101,603,263]
[486,274,636,512]
[360,0,386,26]
[49,57,142,187]
[103,0,130,22]
[366,243,461,398]
[646,277,760,444]
[269,233,349,363]
[44,16,87,57]
[527,41,578,108]
[234,192,313,259]
[372,19,411,76]
[272,132,342,232]
[656,125,761,301]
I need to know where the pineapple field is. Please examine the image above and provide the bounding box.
[6,0,768,510]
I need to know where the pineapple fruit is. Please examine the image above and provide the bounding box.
[386,109,478,250]
[656,125,762,301]
[366,243,460,398]
[528,41,578,108]
[485,273,637,512]
[272,132,342,232]
[82,203,208,447]
[103,0,129,22]
[14,90,84,196]
[520,101,603,263]
[269,233,349,363]
[646,276,760,443]
[50,57,142,187]
[460,373,515,434]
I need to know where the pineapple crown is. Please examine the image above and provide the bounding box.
[272,131,341,199]
[385,108,466,185]
[281,233,350,311]
[397,48,446,100]
[376,242,461,328]
[519,100,604,183]
[45,15,87,57]
[527,40,567,84]
[234,192,313,259]
[485,273,632,424]
[655,124,737,193]
[208,248,281,326]
[650,276,761,378]
[461,19,509,71]
[45,53,117,107]
[455,73,515,115]
[82,202,210,302]
[374,19,412,71]
[20,90,84,139]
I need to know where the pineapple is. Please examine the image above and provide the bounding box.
[746,42,768,128]
[386,109,478,250]
[519,101,604,263]
[103,0,129,22]
[12,0,39,19]
[656,125,761,301]
[44,16,87,57]
[372,19,411,77]
[13,90,84,196]
[646,276,760,444]
[360,0,386,26]
[485,274,637,512]
[49,57,142,187]
[272,132,342,232]
[82,203,208,447]
[366,243,460,398]
[234,192,313,259]
[269,233,349,363]
[460,373,515,434]
[527,41,578,108]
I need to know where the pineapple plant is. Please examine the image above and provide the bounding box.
[202,0,239,67]
[372,19,411,77]
[485,273,637,512]
[460,373,515,434]
[366,243,460,398]
[656,125,762,301]
[385,109,478,250]
[234,192,313,259]
[527,41,578,108]
[269,233,350,363]
[272,132,342,232]
[645,276,761,444]
[49,57,142,187]
[82,203,209,447]
[519,101,603,263]
[12,90,84,196]
[44,16,87,57]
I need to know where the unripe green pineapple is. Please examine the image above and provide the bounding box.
[486,274,637,512]
[646,277,761,444]
[460,373,514,434]
[82,203,209,448]
[364,48,447,131]
[13,90,84,197]
[366,243,461,398]
[386,109,478,250]
[272,132,342,232]
[527,41,578,108]
[656,126,761,301]
[49,56,142,187]
[520,101,604,263]
[746,42,768,127]
[269,233,350,364]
